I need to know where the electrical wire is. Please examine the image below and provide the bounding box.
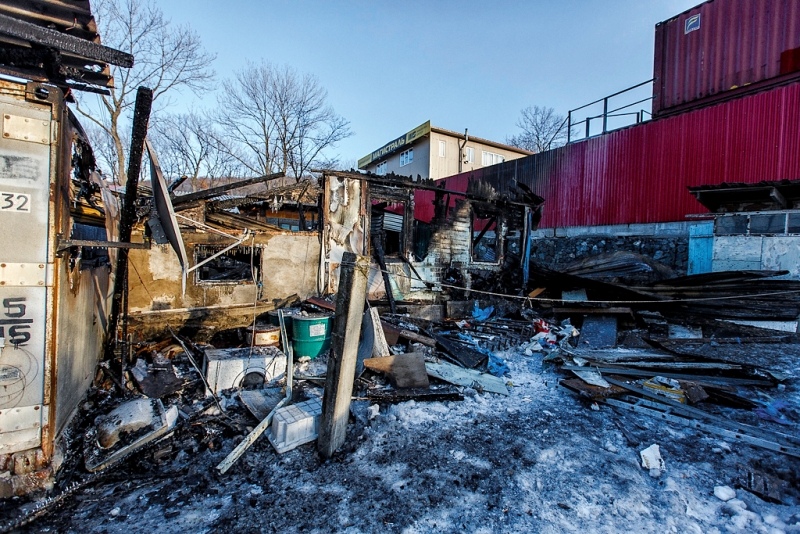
[336,261,800,306]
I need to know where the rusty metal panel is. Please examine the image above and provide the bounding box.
[54,267,108,435]
[0,90,52,455]
[438,81,800,229]
[0,404,46,454]
[0,287,46,452]
[653,0,800,116]
[0,102,51,264]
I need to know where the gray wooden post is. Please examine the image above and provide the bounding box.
[318,252,370,458]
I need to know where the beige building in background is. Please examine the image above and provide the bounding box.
[358,121,531,180]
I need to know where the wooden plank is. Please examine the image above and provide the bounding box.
[599,361,741,370]
[604,377,800,447]
[370,308,390,357]
[363,356,393,374]
[364,353,430,389]
[528,287,546,298]
[381,321,436,347]
[318,252,369,458]
[560,366,773,387]
[172,172,284,205]
[559,378,627,400]
[425,361,508,395]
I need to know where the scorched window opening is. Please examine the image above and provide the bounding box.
[370,199,406,257]
[195,245,261,284]
[471,208,501,264]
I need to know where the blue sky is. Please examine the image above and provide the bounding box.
[156,0,700,165]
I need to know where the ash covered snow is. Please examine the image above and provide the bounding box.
[11,345,800,534]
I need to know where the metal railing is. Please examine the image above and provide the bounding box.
[567,79,655,143]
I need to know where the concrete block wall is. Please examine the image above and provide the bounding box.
[713,236,800,279]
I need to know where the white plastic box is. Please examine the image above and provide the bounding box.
[268,397,323,454]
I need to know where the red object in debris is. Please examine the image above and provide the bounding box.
[653,0,800,117]
[533,319,550,334]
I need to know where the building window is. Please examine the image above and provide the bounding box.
[465,147,474,163]
[400,148,413,166]
[439,140,446,158]
[481,151,505,166]
[195,245,261,283]
[376,161,387,175]
[371,200,406,257]
[471,209,500,264]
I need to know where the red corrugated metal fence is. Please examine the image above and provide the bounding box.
[431,81,800,229]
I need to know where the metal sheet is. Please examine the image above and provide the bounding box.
[383,212,404,233]
[435,82,800,229]
[579,315,617,348]
[0,287,46,411]
[688,222,714,274]
[653,0,800,116]
[147,140,188,271]
[0,404,44,453]
[54,267,108,435]
[0,263,48,287]
[0,101,51,264]
[2,113,50,144]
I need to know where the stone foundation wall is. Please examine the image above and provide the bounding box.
[530,235,690,274]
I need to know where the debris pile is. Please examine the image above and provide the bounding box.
[4,237,800,531]
[522,263,800,463]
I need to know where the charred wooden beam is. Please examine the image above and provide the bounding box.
[371,234,396,314]
[106,87,152,360]
[472,216,496,248]
[172,172,285,206]
[167,175,187,193]
[0,13,133,67]
[318,253,369,458]
[206,181,316,211]
[322,170,544,209]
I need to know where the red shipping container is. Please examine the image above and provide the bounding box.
[653,0,800,117]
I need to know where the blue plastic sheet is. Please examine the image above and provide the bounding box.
[487,353,510,377]
[472,301,494,321]
[754,400,794,426]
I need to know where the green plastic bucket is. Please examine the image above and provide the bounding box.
[291,314,332,359]
[268,308,299,337]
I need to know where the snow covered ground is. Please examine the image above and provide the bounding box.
[13,344,800,533]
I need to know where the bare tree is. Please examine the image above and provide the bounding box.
[506,105,568,153]
[73,0,215,185]
[149,111,239,190]
[213,61,351,179]
[84,121,124,181]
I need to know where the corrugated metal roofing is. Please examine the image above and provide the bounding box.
[429,81,800,229]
